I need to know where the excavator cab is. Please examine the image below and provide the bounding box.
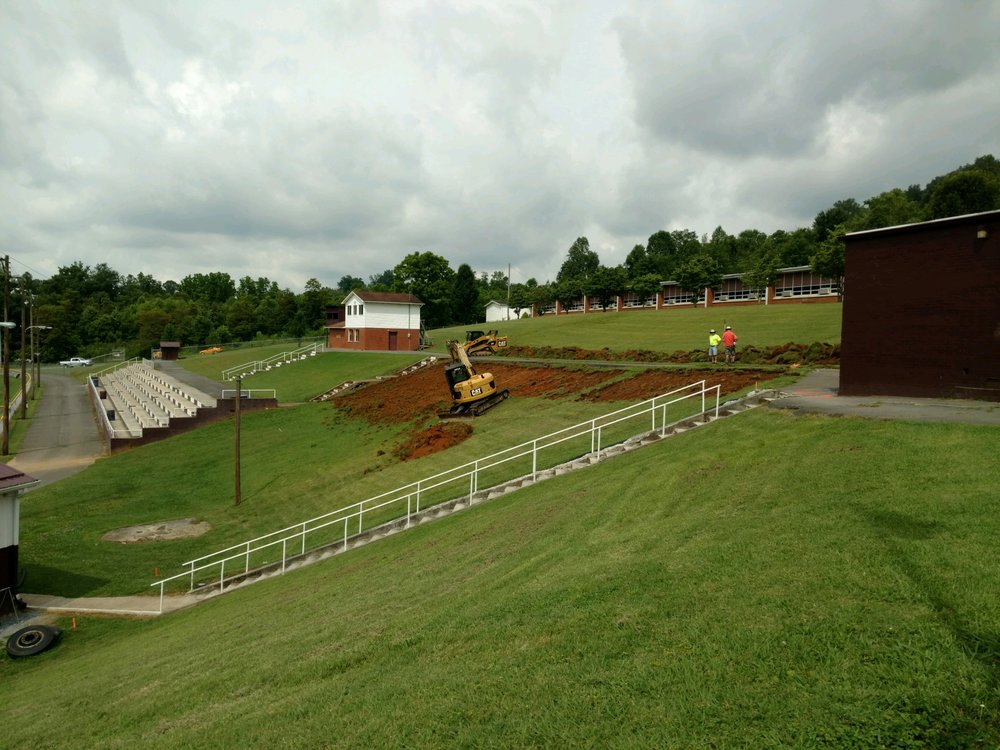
[440,340,510,419]
[463,329,508,355]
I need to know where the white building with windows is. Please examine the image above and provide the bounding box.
[326,291,424,351]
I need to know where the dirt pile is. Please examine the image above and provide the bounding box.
[335,361,780,425]
[394,422,474,461]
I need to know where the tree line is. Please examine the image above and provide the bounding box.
[18,154,999,362]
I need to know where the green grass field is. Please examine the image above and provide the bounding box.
[4,305,999,747]
[430,302,842,354]
[3,410,998,747]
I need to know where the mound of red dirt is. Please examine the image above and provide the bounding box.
[394,422,474,461]
[334,362,780,426]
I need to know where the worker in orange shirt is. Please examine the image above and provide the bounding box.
[722,325,738,364]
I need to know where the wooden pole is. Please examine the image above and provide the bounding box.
[2,256,9,456]
[19,277,26,420]
[234,375,241,506]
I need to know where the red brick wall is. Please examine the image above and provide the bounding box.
[328,327,421,351]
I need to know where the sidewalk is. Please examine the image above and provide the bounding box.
[770,369,1000,425]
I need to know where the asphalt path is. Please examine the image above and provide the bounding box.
[8,372,104,487]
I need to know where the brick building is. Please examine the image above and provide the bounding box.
[840,210,1000,401]
[326,291,424,351]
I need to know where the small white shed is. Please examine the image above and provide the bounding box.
[485,300,514,322]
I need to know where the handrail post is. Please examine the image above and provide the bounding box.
[302,521,307,555]
[158,581,165,614]
[219,560,225,593]
[245,541,251,574]
[532,439,538,480]
[282,539,287,573]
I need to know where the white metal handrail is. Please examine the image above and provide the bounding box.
[222,343,320,382]
[151,380,720,611]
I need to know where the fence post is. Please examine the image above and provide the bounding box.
[282,539,287,574]
[245,542,251,574]
[219,560,225,593]
[302,522,308,555]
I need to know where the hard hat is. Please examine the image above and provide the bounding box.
[709,329,715,333]
[725,325,731,329]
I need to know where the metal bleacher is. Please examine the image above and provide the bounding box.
[95,361,218,439]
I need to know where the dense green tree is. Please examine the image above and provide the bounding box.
[630,273,661,302]
[813,198,863,241]
[741,250,781,300]
[298,278,334,332]
[529,283,554,314]
[587,265,628,311]
[179,272,235,304]
[673,254,723,304]
[810,224,847,298]
[859,188,923,230]
[553,276,586,312]
[508,283,531,317]
[392,252,455,328]
[926,170,1000,219]
[337,275,366,295]
[556,237,599,283]
[368,269,394,290]
[766,228,818,267]
[645,231,676,278]
[624,244,654,279]
[451,263,480,325]
[704,226,737,268]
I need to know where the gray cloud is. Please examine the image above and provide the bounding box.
[1,0,998,292]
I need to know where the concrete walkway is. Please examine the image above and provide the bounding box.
[8,372,105,487]
[769,368,1000,425]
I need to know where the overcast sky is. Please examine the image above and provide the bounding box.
[3,1,998,292]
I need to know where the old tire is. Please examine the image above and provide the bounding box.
[5,624,61,658]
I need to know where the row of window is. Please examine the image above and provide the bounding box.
[347,329,360,343]
[347,304,364,315]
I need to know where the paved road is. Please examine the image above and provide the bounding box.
[8,372,104,487]
[769,368,1000,425]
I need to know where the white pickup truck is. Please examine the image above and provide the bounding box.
[59,357,92,368]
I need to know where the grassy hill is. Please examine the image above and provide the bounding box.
[5,307,998,746]
[2,409,998,747]
[430,303,842,354]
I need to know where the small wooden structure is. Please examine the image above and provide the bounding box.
[840,210,1000,401]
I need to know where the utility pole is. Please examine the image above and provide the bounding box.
[19,276,26,420]
[2,256,9,455]
[234,375,241,506]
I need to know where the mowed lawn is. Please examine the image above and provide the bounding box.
[2,409,999,747]
[430,302,842,354]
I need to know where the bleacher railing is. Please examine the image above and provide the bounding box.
[222,343,321,382]
[150,380,721,611]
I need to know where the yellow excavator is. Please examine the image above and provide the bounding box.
[439,340,510,419]
[463,329,508,356]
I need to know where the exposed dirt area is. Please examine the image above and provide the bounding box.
[335,361,781,429]
[102,518,212,544]
[394,422,474,460]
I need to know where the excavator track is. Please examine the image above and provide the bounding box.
[437,389,509,421]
